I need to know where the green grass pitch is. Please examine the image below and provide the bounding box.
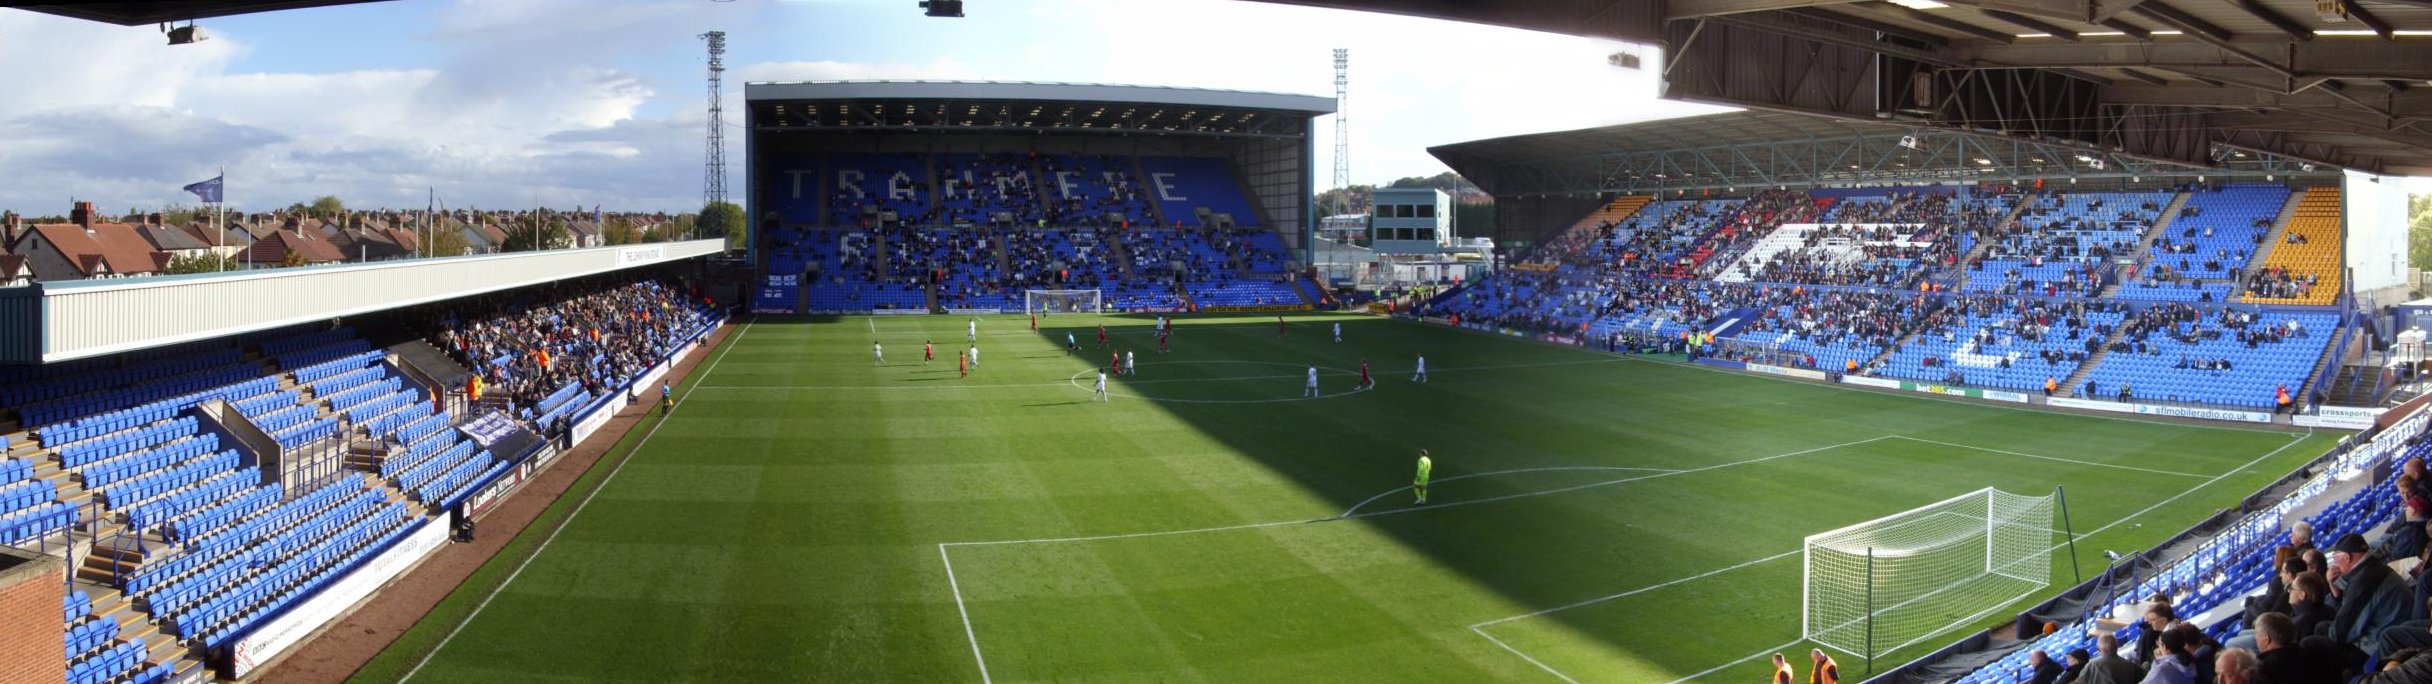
[355,312,2338,683]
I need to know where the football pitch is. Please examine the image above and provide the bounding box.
[356,312,2338,683]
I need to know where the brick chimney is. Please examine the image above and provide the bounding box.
[146,212,164,227]
[2,212,18,247]
[70,201,95,229]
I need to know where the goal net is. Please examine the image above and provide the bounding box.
[1803,487,2055,659]
[1025,289,1103,315]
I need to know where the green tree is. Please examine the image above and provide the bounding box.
[161,203,208,226]
[280,249,309,268]
[308,195,345,218]
[1312,184,1374,216]
[160,252,231,275]
[698,201,743,243]
[602,218,637,245]
[501,218,569,252]
[2411,193,2432,271]
[424,225,473,257]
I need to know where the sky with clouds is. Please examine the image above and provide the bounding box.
[0,0,1721,216]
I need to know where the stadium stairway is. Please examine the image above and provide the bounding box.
[1947,197,2031,292]
[1522,196,1652,266]
[991,229,1015,277]
[2098,191,2194,298]
[2056,323,2131,398]
[2231,188,2311,295]
[1105,229,1140,280]
[1127,156,1172,227]
[2295,321,2348,402]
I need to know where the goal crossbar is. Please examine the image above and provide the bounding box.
[1801,487,2055,660]
[1025,289,1104,315]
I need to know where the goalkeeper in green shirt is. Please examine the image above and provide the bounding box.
[1414,450,1433,505]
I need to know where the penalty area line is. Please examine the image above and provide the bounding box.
[1471,431,2313,683]
[937,436,1887,682]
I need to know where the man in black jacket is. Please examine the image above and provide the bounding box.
[2331,534,2415,652]
[2255,611,2352,684]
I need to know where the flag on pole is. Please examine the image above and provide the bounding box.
[182,175,224,203]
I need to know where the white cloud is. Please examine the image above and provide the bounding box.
[0,0,1729,215]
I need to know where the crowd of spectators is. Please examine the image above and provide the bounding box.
[938,154,1042,226]
[1692,190,1827,278]
[1578,200,1744,277]
[1038,155,1155,227]
[1744,223,1955,288]
[2247,266,2322,301]
[428,278,713,423]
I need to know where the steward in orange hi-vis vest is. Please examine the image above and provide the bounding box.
[1808,649,1840,684]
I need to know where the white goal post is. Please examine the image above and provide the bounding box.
[1025,289,1104,316]
[1802,487,2056,660]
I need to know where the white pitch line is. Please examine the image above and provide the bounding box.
[944,436,1889,549]
[693,357,1629,393]
[1337,467,1683,518]
[1892,436,2210,479]
[940,544,993,684]
[1659,639,1808,684]
[1470,431,2313,683]
[399,319,753,684]
[1470,549,1805,629]
[1473,625,1585,684]
[1409,317,2308,437]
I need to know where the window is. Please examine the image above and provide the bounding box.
[1373,205,1388,219]
[1417,204,1435,218]
[1416,229,1436,241]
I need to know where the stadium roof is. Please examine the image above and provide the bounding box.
[1430,110,2333,197]
[1260,0,2432,176]
[12,1,388,25]
[745,80,1333,139]
[26,1,2428,174]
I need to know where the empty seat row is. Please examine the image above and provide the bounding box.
[250,403,318,434]
[231,389,300,417]
[65,640,145,684]
[360,402,435,442]
[24,368,267,433]
[64,615,119,659]
[287,349,381,386]
[0,501,74,544]
[272,417,338,449]
[79,434,221,490]
[0,347,239,407]
[122,470,248,529]
[54,417,201,469]
[342,389,421,425]
[0,478,56,518]
[96,451,241,511]
[319,378,401,416]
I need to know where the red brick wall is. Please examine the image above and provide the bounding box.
[0,553,65,684]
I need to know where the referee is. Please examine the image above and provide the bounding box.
[1414,449,1433,505]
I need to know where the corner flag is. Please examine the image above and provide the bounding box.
[182,175,224,203]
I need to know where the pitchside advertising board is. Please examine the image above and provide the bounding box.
[2045,396,2276,423]
[1839,375,2032,403]
[753,273,800,314]
[231,519,449,677]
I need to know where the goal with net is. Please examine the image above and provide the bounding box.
[1025,289,1104,316]
[1802,487,2057,661]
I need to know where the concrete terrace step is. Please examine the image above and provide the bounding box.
[2233,187,2312,297]
[2102,190,2192,298]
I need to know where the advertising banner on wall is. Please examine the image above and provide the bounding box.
[752,274,799,314]
[232,519,448,677]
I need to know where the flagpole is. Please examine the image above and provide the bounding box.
[215,166,227,272]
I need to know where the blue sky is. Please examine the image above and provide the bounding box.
[0,0,1716,215]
